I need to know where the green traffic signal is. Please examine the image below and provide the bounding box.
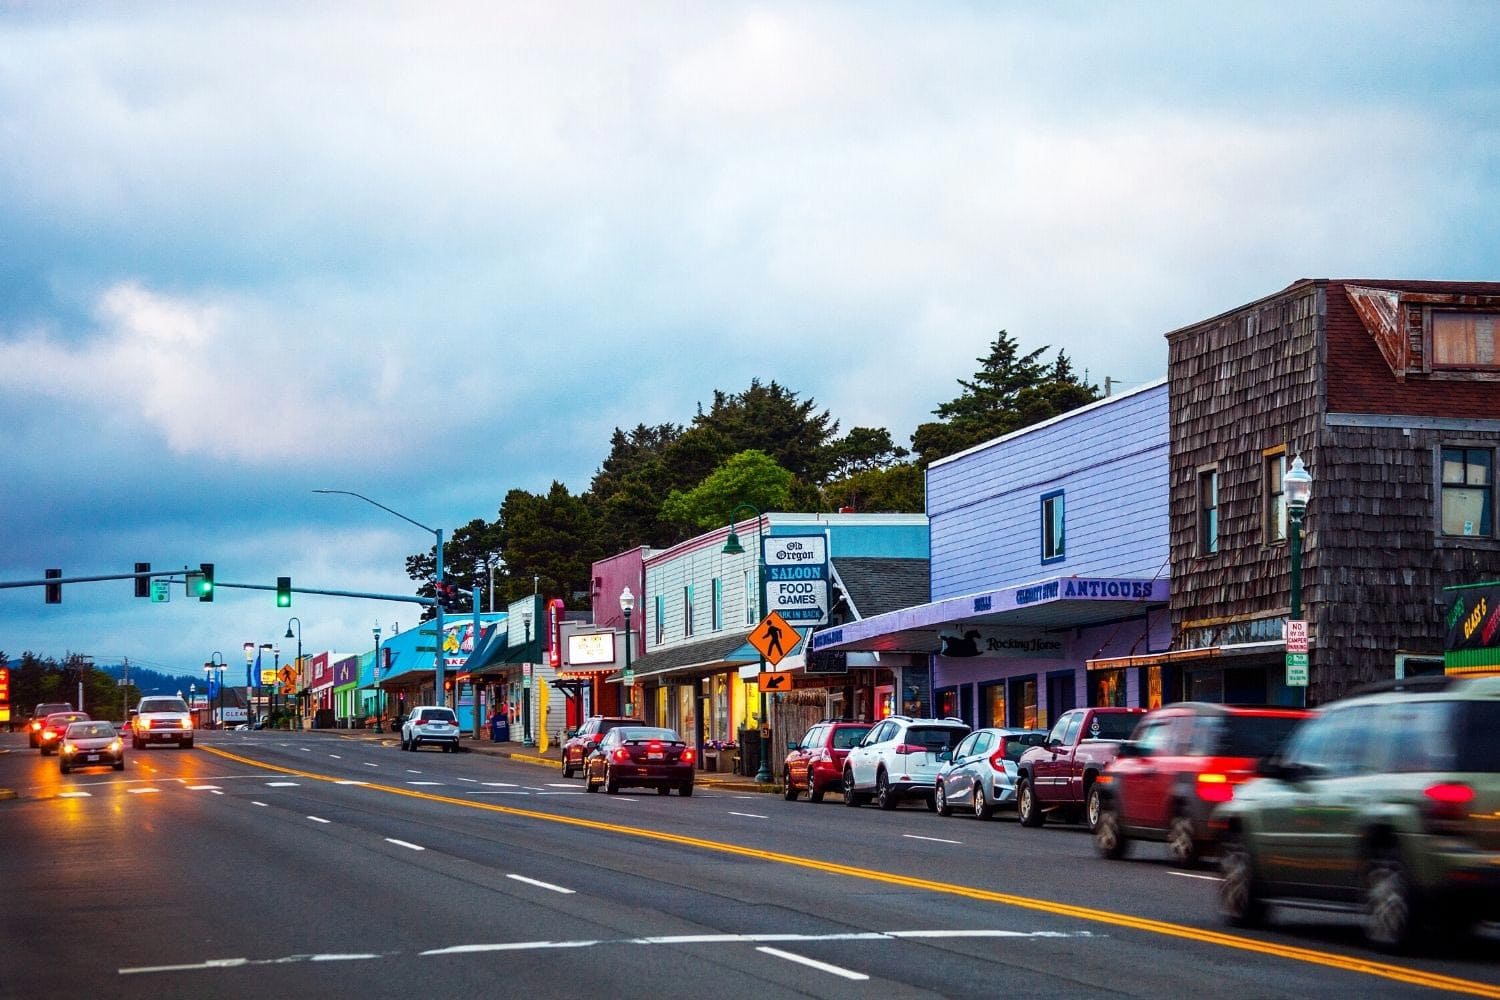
[198,562,215,602]
[276,576,292,608]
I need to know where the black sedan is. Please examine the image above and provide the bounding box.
[583,726,696,796]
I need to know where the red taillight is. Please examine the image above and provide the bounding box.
[895,743,926,755]
[681,748,696,765]
[612,747,631,762]
[988,749,1007,771]
[648,741,663,753]
[1423,782,1475,830]
[30,720,42,732]
[1196,772,1235,803]
[1425,782,1475,806]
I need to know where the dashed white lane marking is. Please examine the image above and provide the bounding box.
[385,838,425,851]
[545,783,576,788]
[406,769,422,774]
[535,791,584,796]
[457,777,478,783]
[363,762,379,767]
[128,788,160,794]
[729,811,768,819]
[301,748,313,752]
[187,785,220,791]
[329,754,342,759]
[252,801,268,807]
[523,786,546,791]
[307,816,330,824]
[482,781,518,787]
[505,874,575,894]
[467,790,529,795]
[902,834,962,845]
[265,781,299,787]
[335,780,368,786]
[1167,871,1222,882]
[59,791,91,798]
[756,946,868,981]
[407,781,443,786]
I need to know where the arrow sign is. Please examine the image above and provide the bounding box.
[758,670,794,693]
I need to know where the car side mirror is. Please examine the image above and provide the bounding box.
[786,740,798,750]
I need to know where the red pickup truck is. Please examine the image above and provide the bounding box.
[1015,706,1145,828]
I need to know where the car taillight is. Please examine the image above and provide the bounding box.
[681,748,696,765]
[30,720,42,732]
[895,743,926,755]
[648,741,663,753]
[988,748,1007,771]
[1195,772,1235,803]
[1423,782,1475,831]
[612,747,631,762]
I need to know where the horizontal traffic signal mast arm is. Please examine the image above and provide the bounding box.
[2,572,436,606]
[1,569,189,589]
[214,580,438,606]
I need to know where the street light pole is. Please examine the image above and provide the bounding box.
[1285,456,1314,708]
[373,623,383,729]
[243,642,254,728]
[284,618,302,729]
[620,587,635,717]
[722,503,772,784]
[522,612,533,745]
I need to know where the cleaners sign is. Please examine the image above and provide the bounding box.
[763,534,830,625]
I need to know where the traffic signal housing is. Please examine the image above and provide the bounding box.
[276,576,292,608]
[198,562,215,602]
[135,562,151,598]
[45,568,61,604]
[437,574,464,611]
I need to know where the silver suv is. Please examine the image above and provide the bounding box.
[843,716,971,810]
[401,705,460,752]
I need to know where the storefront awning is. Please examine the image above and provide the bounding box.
[810,576,1168,654]
[605,633,759,684]
[1085,640,1288,672]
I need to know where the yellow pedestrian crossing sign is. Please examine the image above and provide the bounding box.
[749,610,801,667]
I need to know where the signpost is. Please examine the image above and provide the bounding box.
[757,670,794,693]
[1284,619,1308,687]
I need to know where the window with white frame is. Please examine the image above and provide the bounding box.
[1040,490,1065,563]
[1264,450,1287,545]
[683,584,695,638]
[1441,447,1494,537]
[744,568,755,624]
[712,578,723,631]
[1198,468,1219,556]
[654,594,664,645]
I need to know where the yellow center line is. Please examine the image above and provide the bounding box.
[204,746,1500,998]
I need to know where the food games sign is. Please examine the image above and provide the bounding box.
[763,534,830,626]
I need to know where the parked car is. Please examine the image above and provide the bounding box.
[934,727,1048,819]
[131,696,194,749]
[38,711,91,755]
[59,720,126,773]
[783,720,873,802]
[561,716,644,777]
[1091,703,1313,864]
[1212,675,1500,951]
[29,702,74,748]
[843,716,971,810]
[583,726,696,795]
[401,705,461,752]
[1016,707,1145,827]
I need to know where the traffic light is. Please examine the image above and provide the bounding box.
[45,568,61,604]
[198,562,215,602]
[437,573,464,611]
[276,576,292,608]
[135,562,151,598]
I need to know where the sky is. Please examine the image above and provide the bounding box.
[2,2,1498,680]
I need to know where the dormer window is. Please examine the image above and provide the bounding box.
[1432,312,1498,369]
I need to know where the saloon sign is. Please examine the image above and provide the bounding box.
[763,534,830,625]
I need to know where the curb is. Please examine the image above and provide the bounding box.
[0,788,16,801]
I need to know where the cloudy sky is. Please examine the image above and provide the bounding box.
[2,2,1497,680]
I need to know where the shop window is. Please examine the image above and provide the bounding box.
[1264,450,1287,545]
[1090,668,1126,707]
[1441,447,1494,537]
[712,578,723,631]
[935,686,958,719]
[980,681,1006,728]
[1197,468,1219,556]
[683,584,695,638]
[1047,670,1077,721]
[1041,490,1065,563]
[1432,311,1499,369]
[1008,676,1038,729]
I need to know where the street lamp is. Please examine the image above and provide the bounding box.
[189,682,197,727]
[722,502,772,784]
[285,617,302,729]
[259,643,274,727]
[373,623,383,729]
[1285,456,1314,706]
[313,489,447,703]
[620,587,635,717]
[522,611,534,746]
[243,642,254,727]
[203,663,214,727]
[209,652,226,730]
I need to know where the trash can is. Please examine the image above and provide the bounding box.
[737,727,761,779]
[490,717,510,742]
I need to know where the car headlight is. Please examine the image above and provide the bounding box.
[110,739,123,752]
[61,741,75,754]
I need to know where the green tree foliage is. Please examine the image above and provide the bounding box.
[3,651,147,722]
[660,450,796,532]
[822,463,926,513]
[495,482,602,609]
[825,426,910,480]
[693,380,839,482]
[911,331,1099,466]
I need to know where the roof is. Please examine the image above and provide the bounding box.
[830,557,929,619]
[620,633,758,682]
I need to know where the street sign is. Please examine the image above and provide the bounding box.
[150,579,170,603]
[1284,619,1308,653]
[1286,652,1309,686]
[758,670,794,693]
[749,610,801,666]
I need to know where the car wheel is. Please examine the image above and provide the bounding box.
[183,739,194,750]
[843,770,862,807]
[562,756,575,779]
[1017,778,1045,827]
[1217,829,1265,928]
[114,757,125,771]
[934,781,952,817]
[808,782,825,804]
[876,770,897,810]
[1364,844,1417,952]
[131,736,143,750]
[1085,784,1104,831]
[1093,800,1128,860]
[679,782,693,797]
[1167,812,1200,867]
[584,766,598,792]
[973,784,993,821]
[783,769,798,801]
[605,766,620,795]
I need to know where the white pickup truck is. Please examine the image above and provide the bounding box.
[131,696,194,749]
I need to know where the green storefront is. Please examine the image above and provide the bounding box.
[1444,581,1500,677]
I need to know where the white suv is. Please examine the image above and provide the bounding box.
[401,705,460,752]
[843,716,971,810]
[131,696,194,749]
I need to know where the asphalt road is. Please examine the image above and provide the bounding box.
[2,730,1497,999]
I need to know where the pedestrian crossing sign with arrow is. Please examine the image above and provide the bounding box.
[749,610,801,666]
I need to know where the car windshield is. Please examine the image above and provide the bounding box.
[1087,714,1139,740]
[140,699,188,713]
[619,728,679,742]
[1207,715,1307,758]
[1457,702,1500,772]
[68,722,116,738]
[831,727,871,750]
[907,725,968,752]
